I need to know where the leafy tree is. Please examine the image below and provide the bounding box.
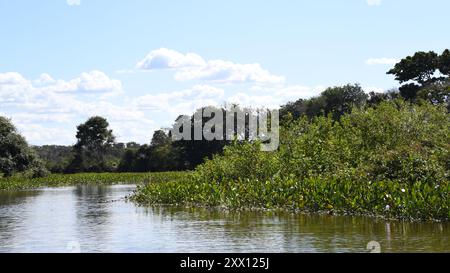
[151,130,171,147]
[387,51,439,86]
[117,149,137,172]
[387,50,450,102]
[439,49,450,76]
[34,145,73,173]
[417,80,450,109]
[0,117,48,177]
[319,84,368,119]
[67,116,115,173]
[118,130,181,172]
[366,89,400,107]
[280,84,367,121]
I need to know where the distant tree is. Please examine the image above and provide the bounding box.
[126,142,141,149]
[151,130,170,147]
[34,145,73,173]
[439,49,450,76]
[417,80,450,110]
[366,89,400,107]
[117,149,136,172]
[387,51,439,86]
[66,116,115,173]
[0,117,48,177]
[319,84,368,119]
[280,84,367,121]
[118,130,181,172]
[387,50,450,101]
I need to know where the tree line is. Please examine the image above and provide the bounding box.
[1,49,449,177]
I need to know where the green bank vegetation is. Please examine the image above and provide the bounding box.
[132,100,449,221]
[0,172,189,191]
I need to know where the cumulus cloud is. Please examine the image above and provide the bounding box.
[67,0,81,6]
[0,71,155,145]
[133,84,325,122]
[365,57,398,65]
[1,69,321,145]
[137,48,285,85]
[0,71,122,107]
[133,85,225,117]
[174,60,285,84]
[136,48,206,70]
[366,0,382,6]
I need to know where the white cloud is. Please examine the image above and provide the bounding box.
[175,60,285,85]
[365,58,398,65]
[137,49,285,85]
[41,71,123,95]
[133,85,225,117]
[0,71,155,145]
[67,0,81,6]
[0,71,122,108]
[136,48,206,70]
[366,0,382,6]
[1,68,320,145]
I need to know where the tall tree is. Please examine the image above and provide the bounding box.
[387,51,439,86]
[67,116,115,172]
[151,130,170,147]
[387,50,450,101]
[0,117,47,177]
[280,84,367,121]
[439,49,450,76]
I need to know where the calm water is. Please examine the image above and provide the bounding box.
[0,184,448,253]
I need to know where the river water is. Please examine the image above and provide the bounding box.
[0,184,448,253]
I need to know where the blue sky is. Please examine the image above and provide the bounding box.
[1,0,449,145]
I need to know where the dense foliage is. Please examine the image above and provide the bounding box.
[133,101,450,221]
[387,49,450,105]
[0,117,48,178]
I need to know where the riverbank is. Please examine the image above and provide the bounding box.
[0,172,189,191]
[131,101,449,222]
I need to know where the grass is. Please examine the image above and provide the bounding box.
[0,171,190,191]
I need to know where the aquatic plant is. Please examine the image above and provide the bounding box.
[132,101,450,221]
[0,172,190,191]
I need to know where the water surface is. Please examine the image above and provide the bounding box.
[0,184,448,253]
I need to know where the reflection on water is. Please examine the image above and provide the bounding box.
[0,184,448,253]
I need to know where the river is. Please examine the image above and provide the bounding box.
[0,184,448,253]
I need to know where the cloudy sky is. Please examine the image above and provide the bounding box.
[1,0,449,145]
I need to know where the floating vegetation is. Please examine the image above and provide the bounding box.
[0,172,190,191]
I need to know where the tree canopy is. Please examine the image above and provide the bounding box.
[66,116,116,173]
[387,49,450,103]
[280,84,368,122]
[0,117,47,177]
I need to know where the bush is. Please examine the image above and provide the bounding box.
[0,117,48,178]
[133,100,450,221]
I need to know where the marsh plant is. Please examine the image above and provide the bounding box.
[133,100,450,221]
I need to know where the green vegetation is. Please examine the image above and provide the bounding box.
[0,117,48,178]
[387,49,450,104]
[0,172,189,191]
[132,100,449,221]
